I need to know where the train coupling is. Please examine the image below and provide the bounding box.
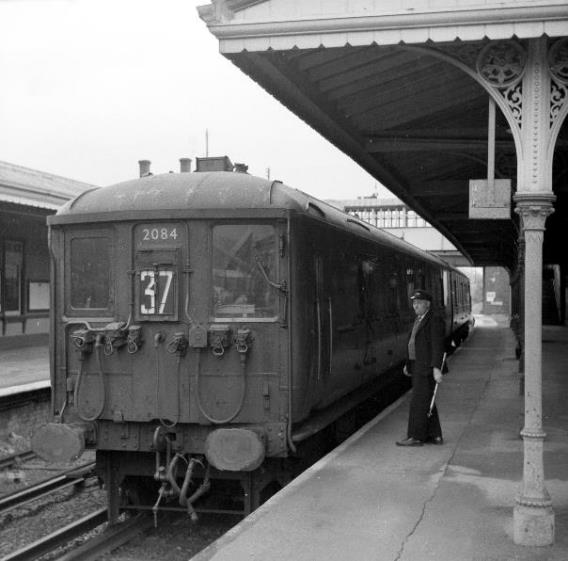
[152,451,211,526]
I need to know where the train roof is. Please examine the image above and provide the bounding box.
[50,171,460,272]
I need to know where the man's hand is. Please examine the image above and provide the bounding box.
[403,364,411,377]
[433,367,443,383]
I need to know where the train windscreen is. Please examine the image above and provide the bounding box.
[70,236,111,310]
[212,224,278,320]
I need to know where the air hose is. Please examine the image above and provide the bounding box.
[74,335,106,422]
[195,344,249,425]
[154,333,180,428]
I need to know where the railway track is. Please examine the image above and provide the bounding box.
[0,461,96,516]
[2,508,153,561]
[0,455,154,561]
[0,450,36,471]
[0,375,410,561]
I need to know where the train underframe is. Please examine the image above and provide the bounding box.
[97,430,332,526]
[96,361,418,525]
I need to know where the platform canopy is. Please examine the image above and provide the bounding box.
[199,0,568,270]
[0,160,95,210]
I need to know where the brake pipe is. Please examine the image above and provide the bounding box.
[181,462,211,523]
[74,335,106,422]
[195,346,248,424]
[154,334,180,428]
[179,457,198,508]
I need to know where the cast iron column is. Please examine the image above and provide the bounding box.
[513,195,555,545]
[512,36,557,546]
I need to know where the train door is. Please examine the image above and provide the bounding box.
[134,224,184,322]
[387,256,407,362]
[132,222,187,424]
[202,222,285,425]
[313,253,332,387]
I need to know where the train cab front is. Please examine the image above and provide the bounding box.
[33,209,290,519]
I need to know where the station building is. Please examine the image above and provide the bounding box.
[0,161,95,347]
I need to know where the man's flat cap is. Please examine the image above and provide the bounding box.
[410,289,432,302]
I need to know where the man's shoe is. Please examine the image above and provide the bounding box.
[427,436,444,445]
[396,437,423,447]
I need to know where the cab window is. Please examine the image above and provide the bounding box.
[212,225,278,319]
[70,236,111,310]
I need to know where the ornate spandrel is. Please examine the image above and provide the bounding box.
[549,37,568,84]
[551,81,567,127]
[548,38,568,129]
[445,41,484,68]
[503,83,522,127]
[476,41,527,87]
[476,41,526,129]
[427,40,527,131]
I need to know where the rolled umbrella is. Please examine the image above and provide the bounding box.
[428,352,447,418]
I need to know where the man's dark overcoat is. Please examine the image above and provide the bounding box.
[405,310,446,441]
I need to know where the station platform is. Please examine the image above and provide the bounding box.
[0,344,49,395]
[191,317,568,561]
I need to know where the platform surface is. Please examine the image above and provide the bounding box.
[191,317,568,561]
[0,344,49,391]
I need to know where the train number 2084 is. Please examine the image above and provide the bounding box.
[142,227,178,241]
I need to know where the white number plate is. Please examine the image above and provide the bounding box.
[135,223,184,247]
[139,269,175,316]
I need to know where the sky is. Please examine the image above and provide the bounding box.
[0,0,392,201]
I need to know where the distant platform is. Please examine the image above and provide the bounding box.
[0,344,49,391]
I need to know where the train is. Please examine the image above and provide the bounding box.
[32,159,473,522]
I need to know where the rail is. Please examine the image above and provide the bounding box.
[0,461,96,516]
[0,450,36,471]
[2,509,153,561]
[2,508,107,561]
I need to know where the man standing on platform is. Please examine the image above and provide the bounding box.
[396,289,445,447]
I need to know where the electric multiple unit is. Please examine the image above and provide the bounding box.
[33,168,473,520]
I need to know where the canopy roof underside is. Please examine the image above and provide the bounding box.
[200,1,568,270]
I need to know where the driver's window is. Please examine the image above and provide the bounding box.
[212,224,278,319]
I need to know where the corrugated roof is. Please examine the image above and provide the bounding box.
[0,160,97,210]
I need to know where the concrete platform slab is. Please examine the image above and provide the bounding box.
[191,322,568,561]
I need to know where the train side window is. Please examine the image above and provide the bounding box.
[69,236,111,311]
[358,258,377,319]
[452,277,457,306]
[387,270,399,313]
[406,267,415,300]
[442,271,449,307]
[212,224,278,320]
[417,269,426,290]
